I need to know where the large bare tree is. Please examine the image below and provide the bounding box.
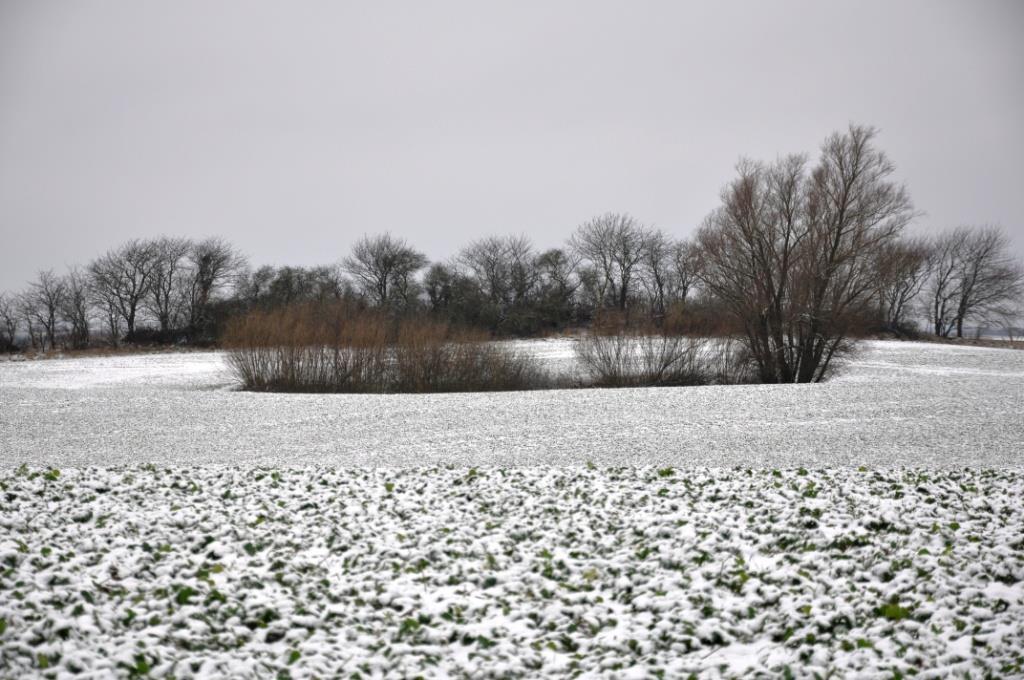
[697,125,915,383]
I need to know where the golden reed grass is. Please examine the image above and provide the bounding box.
[223,302,550,393]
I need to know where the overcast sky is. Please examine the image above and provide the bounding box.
[1,1,1022,292]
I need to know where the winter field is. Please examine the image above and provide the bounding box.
[1,340,1023,466]
[1,340,1023,677]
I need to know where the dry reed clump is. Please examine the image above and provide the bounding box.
[573,323,755,388]
[223,303,550,393]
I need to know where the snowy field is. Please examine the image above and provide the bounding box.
[1,466,1022,677]
[1,340,1022,466]
[1,340,1023,677]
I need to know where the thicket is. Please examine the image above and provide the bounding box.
[223,303,550,393]
[223,301,755,393]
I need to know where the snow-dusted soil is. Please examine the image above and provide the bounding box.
[1,340,1022,466]
[1,466,1022,678]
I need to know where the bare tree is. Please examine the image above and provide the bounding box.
[344,233,427,309]
[18,296,43,350]
[697,125,915,383]
[536,248,581,305]
[182,238,246,337]
[923,228,969,337]
[922,226,1024,338]
[459,236,513,307]
[286,265,349,305]
[90,282,123,346]
[992,300,1023,342]
[22,270,68,350]
[61,268,93,349]
[950,226,1024,338]
[793,126,914,380]
[89,240,158,341]
[570,213,652,311]
[874,236,930,333]
[459,235,539,308]
[456,235,544,332]
[147,236,192,337]
[575,265,604,318]
[506,235,539,307]
[670,239,702,307]
[639,235,701,323]
[264,267,320,306]
[536,248,580,297]
[234,265,277,308]
[0,293,19,350]
[698,155,806,382]
[640,230,672,319]
[424,262,455,313]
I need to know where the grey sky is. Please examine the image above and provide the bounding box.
[1,1,1022,293]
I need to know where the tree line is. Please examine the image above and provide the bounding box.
[0,237,243,350]
[2,125,1021,381]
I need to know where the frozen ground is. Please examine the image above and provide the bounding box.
[0,340,1022,466]
[0,466,1021,678]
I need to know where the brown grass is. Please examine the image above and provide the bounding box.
[223,303,550,393]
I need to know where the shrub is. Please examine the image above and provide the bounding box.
[223,303,549,393]
[574,324,755,388]
[391,320,549,392]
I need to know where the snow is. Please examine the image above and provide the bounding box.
[0,339,1022,675]
[0,466,1021,677]
[1,340,1022,466]
[0,349,233,390]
